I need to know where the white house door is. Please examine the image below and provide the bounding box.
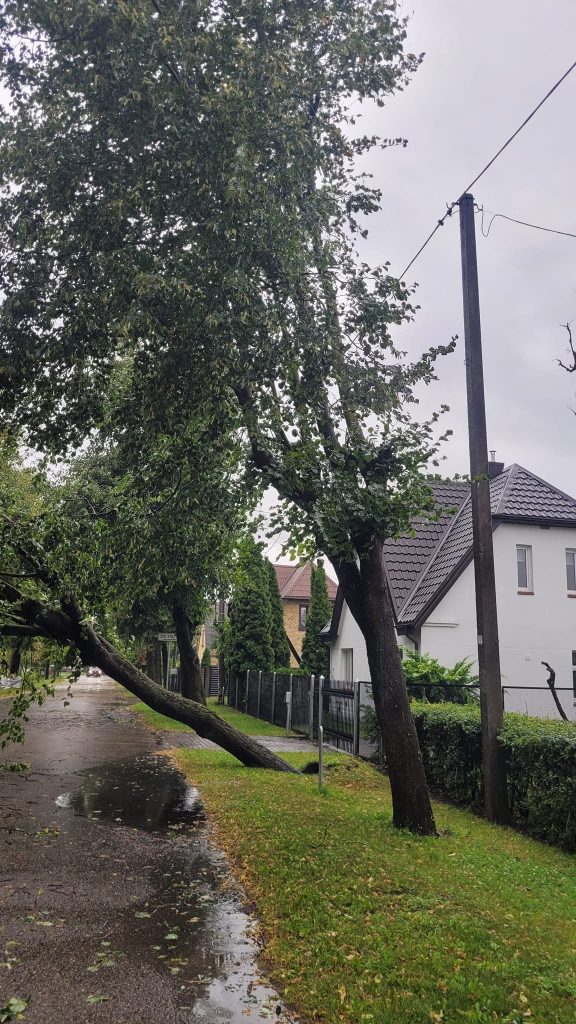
[342,648,354,683]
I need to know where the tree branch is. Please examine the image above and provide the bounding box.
[557,322,576,373]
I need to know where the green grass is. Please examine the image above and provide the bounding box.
[131,696,289,737]
[173,749,576,1024]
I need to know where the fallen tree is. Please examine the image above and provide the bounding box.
[0,592,298,772]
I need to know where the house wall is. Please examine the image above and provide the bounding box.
[330,522,576,719]
[283,599,307,667]
[329,602,416,682]
[422,523,576,719]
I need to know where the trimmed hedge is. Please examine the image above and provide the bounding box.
[411,702,576,851]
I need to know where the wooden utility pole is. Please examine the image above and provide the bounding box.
[458,192,509,823]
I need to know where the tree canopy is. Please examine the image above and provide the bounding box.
[0,0,452,832]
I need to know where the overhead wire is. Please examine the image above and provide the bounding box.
[397,57,576,280]
[476,203,576,241]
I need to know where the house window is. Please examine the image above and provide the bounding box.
[566,550,576,593]
[298,604,308,631]
[516,545,533,592]
[342,648,354,683]
[573,652,576,698]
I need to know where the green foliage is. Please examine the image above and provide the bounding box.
[412,702,576,851]
[300,563,331,676]
[361,652,478,745]
[0,997,28,1023]
[201,646,212,668]
[0,675,56,748]
[265,560,290,669]
[402,650,478,703]
[228,539,274,673]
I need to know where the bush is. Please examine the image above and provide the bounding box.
[411,702,576,851]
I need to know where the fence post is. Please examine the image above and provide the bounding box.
[308,674,315,739]
[353,680,360,756]
[318,675,324,743]
[271,672,276,725]
[286,673,293,735]
[318,725,324,790]
[257,670,262,720]
[245,670,249,712]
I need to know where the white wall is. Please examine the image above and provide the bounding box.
[330,523,576,719]
[329,602,416,682]
[421,523,576,719]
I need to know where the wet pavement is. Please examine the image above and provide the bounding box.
[0,679,292,1023]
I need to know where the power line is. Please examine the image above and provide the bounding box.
[477,203,576,240]
[398,57,576,280]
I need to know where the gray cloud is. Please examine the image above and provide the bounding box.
[355,0,576,491]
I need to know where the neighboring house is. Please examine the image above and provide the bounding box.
[273,563,338,667]
[326,462,576,719]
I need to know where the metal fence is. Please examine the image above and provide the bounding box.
[228,670,368,753]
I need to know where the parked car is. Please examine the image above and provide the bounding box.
[86,667,102,677]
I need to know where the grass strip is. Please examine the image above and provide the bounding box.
[131,696,290,737]
[173,748,576,1024]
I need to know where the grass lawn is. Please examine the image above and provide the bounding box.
[173,749,576,1024]
[131,696,290,737]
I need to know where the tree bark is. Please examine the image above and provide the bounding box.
[9,640,23,676]
[332,540,437,835]
[542,661,572,723]
[172,601,206,704]
[0,601,298,772]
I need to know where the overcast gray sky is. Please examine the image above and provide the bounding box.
[356,0,576,494]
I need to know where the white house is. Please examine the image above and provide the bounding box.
[326,462,576,719]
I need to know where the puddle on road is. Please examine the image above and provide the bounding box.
[55,754,289,1022]
[56,754,204,830]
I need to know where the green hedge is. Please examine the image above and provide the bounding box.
[411,702,576,851]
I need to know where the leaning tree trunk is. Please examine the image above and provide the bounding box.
[0,594,298,773]
[172,602,206,704]
[333,540,436,835]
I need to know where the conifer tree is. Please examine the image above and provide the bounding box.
[265,560,291,669]
[301,563,332,676]
[201,646,212,668]
[228,539,274,673]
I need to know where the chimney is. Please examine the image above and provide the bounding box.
[488,451,504,478]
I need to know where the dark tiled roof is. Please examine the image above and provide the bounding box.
[273,562,338,602]
[493,464,576,521]
[398,464,576,627]
[385,481,469,616]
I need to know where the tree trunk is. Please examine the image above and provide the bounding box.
[73,625,298,771]
[333,540,437,835]
[172,602,206,704]
[0,597,298,772]
[9,640,23,676]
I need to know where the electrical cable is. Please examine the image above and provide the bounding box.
[477,203,576,240]
[397,57,576,280]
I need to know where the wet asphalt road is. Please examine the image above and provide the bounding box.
[0,679,289,1024]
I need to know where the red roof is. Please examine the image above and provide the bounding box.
[272,562,337,602]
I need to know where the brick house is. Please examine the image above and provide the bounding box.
[273,563,338,667]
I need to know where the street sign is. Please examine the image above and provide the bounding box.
[157,633,177,643]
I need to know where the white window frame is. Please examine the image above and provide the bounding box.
[566,549,576,594]
[516,544,533,593]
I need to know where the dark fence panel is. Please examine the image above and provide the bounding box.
[259,672,275,722]
[273,675,290,728]
[246,672,259,718]
[292,675,311,735]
